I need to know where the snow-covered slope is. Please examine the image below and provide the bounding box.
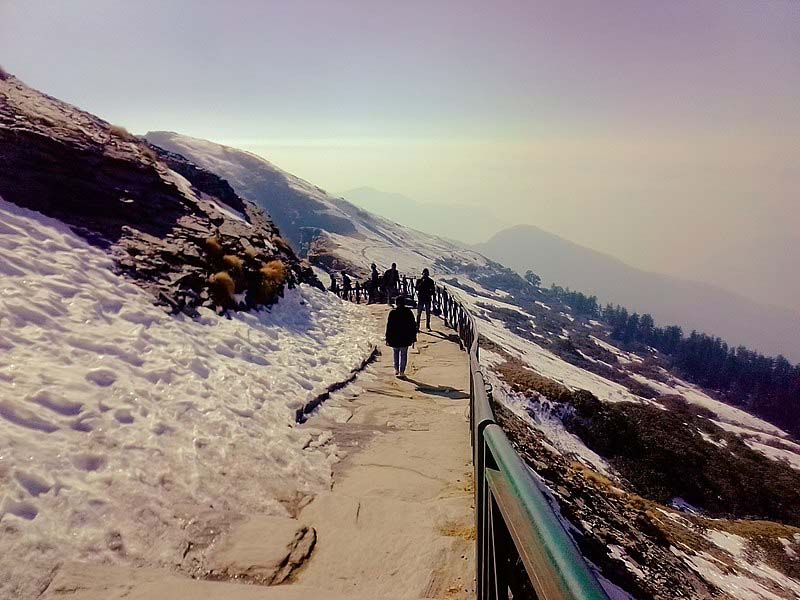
[145,132,499,278]
[0,198,379,600]
[450,277,800,599]
[477,225,800,362]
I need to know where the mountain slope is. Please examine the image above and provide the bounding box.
[340,186,507,244]
[477,225,800,361]
[145,132,503,279]
[0,76,380,600]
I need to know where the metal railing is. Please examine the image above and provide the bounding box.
[335,275,610,600]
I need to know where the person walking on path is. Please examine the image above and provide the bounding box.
[368,263,380,304]
[385,296,417,377]
[384,263,400,305]
[415,268,435,331]
[329,273,339,295]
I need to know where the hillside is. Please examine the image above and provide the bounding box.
[0,76,380,600]
[477,225,800,362]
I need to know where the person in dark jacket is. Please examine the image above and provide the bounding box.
[342,272,352,299]
[384,263,400,305]
[385,296,417,377]
[368,263,380,304]
[329,273,339,294]
[415,268,435,331]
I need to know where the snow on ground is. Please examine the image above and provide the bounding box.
[0,198,380,599]
[679,528,800,600]
[449,280,640,403]
[594,338,794,442]
[744,441,800,471]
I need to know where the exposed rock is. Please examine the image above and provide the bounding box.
[205,515,316,585]
[0,76,321,314]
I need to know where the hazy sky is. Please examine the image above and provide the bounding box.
[2,0,799,311]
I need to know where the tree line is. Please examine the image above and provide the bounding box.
[545,283,800,437]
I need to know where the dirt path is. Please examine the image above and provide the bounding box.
[43,307,475,600]
[293,306,475,599]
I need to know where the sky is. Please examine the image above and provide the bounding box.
[1,0,799,311]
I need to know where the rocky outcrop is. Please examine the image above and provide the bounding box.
[0,74,319,314]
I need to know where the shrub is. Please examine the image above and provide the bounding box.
[222,254,243,273]
[208,271,235,305]
[0,65,9,81]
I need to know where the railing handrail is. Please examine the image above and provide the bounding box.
[336,275,610,599]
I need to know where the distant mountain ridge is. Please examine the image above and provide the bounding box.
[340,186,508,244]
[477,225,800,362]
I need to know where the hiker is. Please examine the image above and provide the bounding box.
[384,262,400,305]
[385,296,417,377]
[415,268,435,331]
[329,273,339,295]
[342,272,352,299]
[368,263,380,304]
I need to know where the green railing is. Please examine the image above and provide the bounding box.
[336,275,610,600]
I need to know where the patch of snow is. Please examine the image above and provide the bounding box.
[669,497,702,514]
[694,528,800,600]
[0,198,380,599]
[745,440,800,471]
[607,544,647,580]
[685,552,787,600]
[477,314,642,404]
[700,430,727,449]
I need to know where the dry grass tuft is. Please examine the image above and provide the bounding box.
[208,271,236,304]
[141,145,158,162]
[253,260,287,304]
[204,236,224,257]
[438,522,477,541]
[222,254,243,273]
[261,259,287,283]
[108,124,135,142]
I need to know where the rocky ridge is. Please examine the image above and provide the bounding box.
[0,74,317,315]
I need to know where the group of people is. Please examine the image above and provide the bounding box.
[329,262,441,378]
